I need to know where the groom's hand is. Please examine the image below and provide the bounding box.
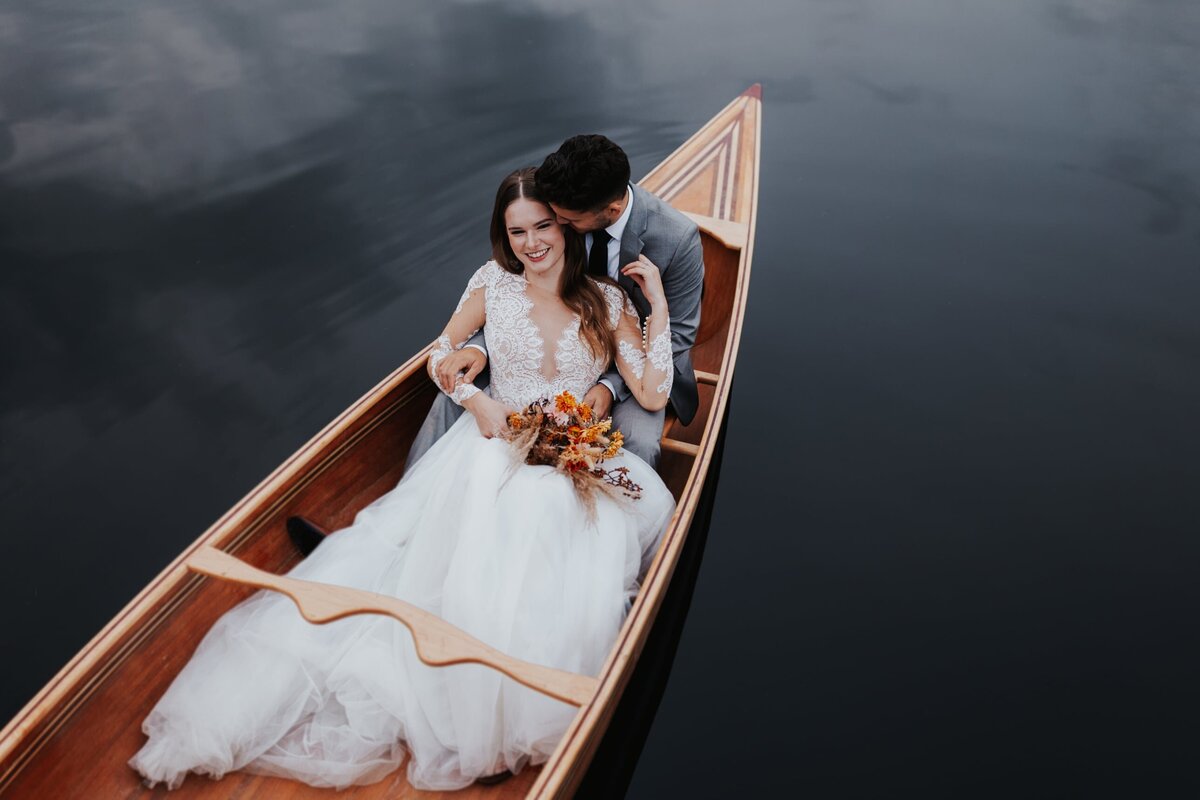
[583,384,614,420]
[436,347,486,392]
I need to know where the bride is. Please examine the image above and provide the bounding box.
[129,167,677,791]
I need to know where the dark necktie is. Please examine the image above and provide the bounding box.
[588,230,611,278]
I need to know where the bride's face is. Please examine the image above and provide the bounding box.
[505,198,566,277]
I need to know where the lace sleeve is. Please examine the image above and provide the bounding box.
[647,324,673,396]
[428,263,491,405]
[455,264,490,314]
[613,298,672,411]
[429,335,481,404]
[598,282,638,329]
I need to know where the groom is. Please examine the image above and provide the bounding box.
[408,134,705,468]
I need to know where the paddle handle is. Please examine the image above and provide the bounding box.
[186,547,598,707]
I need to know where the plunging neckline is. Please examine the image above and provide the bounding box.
[519,273,579,388]
[456,261,616,409]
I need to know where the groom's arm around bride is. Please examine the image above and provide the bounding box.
[409,135,704,469]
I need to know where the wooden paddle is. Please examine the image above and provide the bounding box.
[186,546,599,707]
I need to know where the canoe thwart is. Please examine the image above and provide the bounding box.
[695,370,719,386]
[660,438,700,457]
[186,547,600,707]
[681,212,749,250]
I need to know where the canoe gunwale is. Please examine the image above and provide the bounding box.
[0,347,435,785]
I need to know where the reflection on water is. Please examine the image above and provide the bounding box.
[3,1,1200,796]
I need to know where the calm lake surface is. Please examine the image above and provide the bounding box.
[3,1,1200,796]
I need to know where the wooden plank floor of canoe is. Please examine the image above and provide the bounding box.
[151,767,540,800]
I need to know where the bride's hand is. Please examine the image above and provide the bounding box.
[621,254,668,313]
[461,393,514,439]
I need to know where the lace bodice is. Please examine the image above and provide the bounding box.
[429,261,672,410]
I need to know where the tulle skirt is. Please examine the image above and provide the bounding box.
[129,412,674,791]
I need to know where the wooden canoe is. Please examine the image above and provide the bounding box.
[0,84,761,799]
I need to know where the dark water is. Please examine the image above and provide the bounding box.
[4,1,1200,796]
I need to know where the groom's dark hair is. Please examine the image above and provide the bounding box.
[536,134,631,213]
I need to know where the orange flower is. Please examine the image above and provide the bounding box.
[507,413,525,430]
[555,392,578,414]
[560,443,596,471]
[578,403,593,422]
[580,421,609,443]
[602,431,625,459]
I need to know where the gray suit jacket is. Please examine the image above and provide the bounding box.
[469,184,704,425]
[604,184,703,425]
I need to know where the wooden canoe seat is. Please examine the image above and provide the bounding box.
[659,369,719,458]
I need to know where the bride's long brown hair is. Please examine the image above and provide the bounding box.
[489,167,617,365]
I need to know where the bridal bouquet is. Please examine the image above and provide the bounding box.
[503,391,642,515]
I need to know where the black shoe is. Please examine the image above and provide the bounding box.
[287,516,329,556]
[474,770,513,786]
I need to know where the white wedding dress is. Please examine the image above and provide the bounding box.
[130,261,676,791]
